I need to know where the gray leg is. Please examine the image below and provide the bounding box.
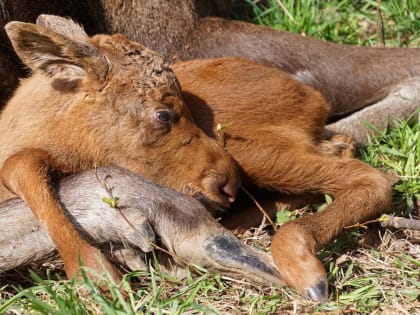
[326,77,420,145]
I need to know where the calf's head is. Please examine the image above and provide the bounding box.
[5,16,239,208]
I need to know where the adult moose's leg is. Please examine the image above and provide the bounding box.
[228,127,392,300]
[326,78,420,145]
[0,148,122,282]
[0,166,282,285]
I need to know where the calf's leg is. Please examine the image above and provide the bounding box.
[270,158,391,300]
[222,132,356,232]
[0,149,121,282]
[227,127,392,300]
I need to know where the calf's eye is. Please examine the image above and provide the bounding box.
[155,110,172,124]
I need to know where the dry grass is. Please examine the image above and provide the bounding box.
[1,225,419,314]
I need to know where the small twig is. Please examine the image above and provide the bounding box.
[398,175,420,179]
[94,167,144,235]
[216,122,233,149]
[344,214,420,231]
[254,211,268,236]
[380,214,420,231]
[241,186,277,232]
[376,0,386,47]
[216,123,226,148]
[344,217,387,230]
[220,275,255,287]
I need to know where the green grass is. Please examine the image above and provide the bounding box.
[1,1,419,314]
[361,114,420,214]
[2,239,418,314]
[236,0,420,46]
[0,267,285,314]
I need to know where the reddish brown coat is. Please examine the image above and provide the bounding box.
[173,57,393,299]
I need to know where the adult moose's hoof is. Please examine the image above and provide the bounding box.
[148,206,283,285]
[203,234,282,285]
[106,180,284,286]
[117,232,284,286]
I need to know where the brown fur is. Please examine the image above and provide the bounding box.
[172,57,393,297]
[0,13,405,298]
[1,1,419,144]
[0,19,239,280]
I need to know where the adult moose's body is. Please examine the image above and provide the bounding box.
[1,0,419,143]
[0,18,239,281]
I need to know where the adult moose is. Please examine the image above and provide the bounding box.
[1,1,419,143]
[0,19,240,282]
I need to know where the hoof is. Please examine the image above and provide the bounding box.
[271,223,329,300]
[305,277,328,301]
[204,234,282,285]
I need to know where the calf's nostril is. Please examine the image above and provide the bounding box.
[221,182,236,203]
[201,175,238,206]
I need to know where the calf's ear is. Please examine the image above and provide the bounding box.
[5,21,108,85]
[36,14,88,43]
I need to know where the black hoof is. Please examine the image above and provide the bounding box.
[204,234,282,284]
[306,277,328,301]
